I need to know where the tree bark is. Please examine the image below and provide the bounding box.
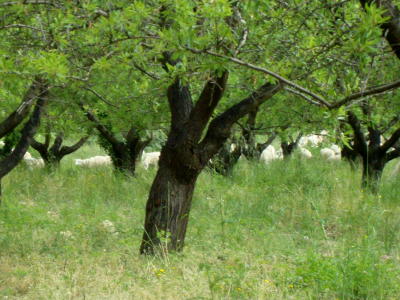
[281,134,302,159]
[207,139,242,176]
[140,77,282,254]
[81,106,149,176]
[31,132,89,170]
[361,154,385,193]
[0,84,48,204]
[0,78,44,139]
[140,151,199,254]
[346,111,400,192]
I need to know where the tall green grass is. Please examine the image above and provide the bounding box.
[0,148,399,299]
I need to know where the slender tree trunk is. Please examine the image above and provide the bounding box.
[341,143,360,170]
[242,108,259,160]
[281,141,296,158]
[361,155,385,193]
[281,133,302,159]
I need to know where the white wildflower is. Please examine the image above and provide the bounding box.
[60,230,73,239]
[101,220,118,235]
[47,210,60,219]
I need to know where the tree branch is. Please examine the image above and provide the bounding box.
[386,148,400,162]
[332,79,400,108]
[79,103,120,145]
[199,82,282,160]
[380,127,400,153]
[83,87,119,108]
[0,88,48,178]
[186,71,229,142]
[347,111,368,157]
[0,1,59,6]
[0,24,43,31]
[0,78,46,139]
[59,136,89,157]
[185,46,331,107]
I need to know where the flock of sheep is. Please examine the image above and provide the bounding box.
[1,134,399,174]
[260,133,341,164]
[0,140,161,169]
[74,151,161,169]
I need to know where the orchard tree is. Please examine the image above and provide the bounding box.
[138,0,400,253]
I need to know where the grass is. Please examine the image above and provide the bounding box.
[0,144,400,299]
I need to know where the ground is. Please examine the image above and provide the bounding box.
[0,143,399,299]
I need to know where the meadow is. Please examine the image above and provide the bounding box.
[0,143,399,299]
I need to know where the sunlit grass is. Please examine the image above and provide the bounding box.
[1,145,400,299]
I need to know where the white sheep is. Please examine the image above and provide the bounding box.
[299,132,326,148]
[75,155,112,167]
[24,157,45,167]
[260,145,277,164]
[320,148,340,161]
[299,147,313,159]
[142,151,160,169]
[24,151,32,159]
[330,144,341,155]
[0,141,4,147]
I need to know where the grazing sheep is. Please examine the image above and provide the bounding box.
[24,151,32,159]
[142,151,160,169]
[0,141,4,147]
[75,155,112,167]
[299,132,327,148]
[24,157,45,167]
[320,148,340,161]
[330,144,341,155]
[230,143,237,153]
[299,147,313,159]
[260,145,277,164]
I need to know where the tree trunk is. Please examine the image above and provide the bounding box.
[281,141,296,158]
[31,132,89,171]
[81,106,148,176]
[111,143,137,176]
[241,108,259,160]
[207,140,242,176]
[341,143,360,169]
[281,133,302,159]
[140,156,199,254]
[361,155,385,193]
[0,85,48,204]
[140,77,281,254]
[0,78,43,139]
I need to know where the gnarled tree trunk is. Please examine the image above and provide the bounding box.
[347,111,400,193]
[281,133,302,159]
[31,131,89,170]
[0,78,42,139]
[0,81,48,204]
[140,64,282,253]
[81,106,150,176]
[361,153,385,193]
